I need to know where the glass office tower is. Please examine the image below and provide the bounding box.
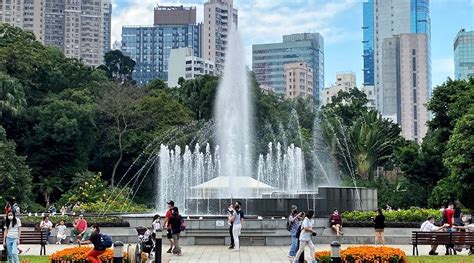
[454,29,474,80]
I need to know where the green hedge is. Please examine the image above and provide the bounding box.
[16,215,129,227]
[342,209,444,222]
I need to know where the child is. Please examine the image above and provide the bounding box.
[152,214,161,240]
[56,220,67,244]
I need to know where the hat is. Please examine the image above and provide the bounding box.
[79,214,84,217]
[167,200,175,206]
[290,205,297,210]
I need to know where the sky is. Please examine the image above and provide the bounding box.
[111,0,474,88]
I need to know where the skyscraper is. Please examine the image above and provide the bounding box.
[363,0,431,141]
[252,33,324,102]
[203,0,238,74]
[103,0,112,53]
[1,0,110,66]
[454,29,474,80]
[0,0,24,28]
[121,5,201,85]
[321,72,357,106]
[23,0,46,42]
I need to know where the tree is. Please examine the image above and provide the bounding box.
[322,88,369,126]
[25,89,97,200]
[176,75,219,120]
[146,78,167,90]
[98,50,136,84]
[95,84,144,186]
[0,73,26,117]
[444,106,474,208]
[0,125,32,206]
[36,175,63,208]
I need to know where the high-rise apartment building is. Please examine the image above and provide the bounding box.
[1,0,108,66]
[454,29,474,80]
[102,0,112,53]
[284,62,313,99]
[121,5,201,85]
[321,72,357,105]
[0,0,24,28]
[23,0,45,42]
[363,0,430,113]
[382,34,429,142]
[168,47,215,87]
[203,0,238,74]
[154,5,196,25]
[252,33,324,102]
[363,0,430,141]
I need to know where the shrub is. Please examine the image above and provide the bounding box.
[343,208,442,223]
[19,215,129,227]
[50,246,128,262]
[315,246,407,263]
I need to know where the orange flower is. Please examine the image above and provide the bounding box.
[314,246,407,263]
[50,246,128,262]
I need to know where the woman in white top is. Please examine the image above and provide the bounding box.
[39,216,53,244]
[293,210,317,263]
[3,211,21,263]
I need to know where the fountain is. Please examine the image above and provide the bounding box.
[154,27,377,216]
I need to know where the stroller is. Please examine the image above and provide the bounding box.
[130,227,155,263]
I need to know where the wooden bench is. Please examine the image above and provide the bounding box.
[0,230,47,255]
[411,231,474,255]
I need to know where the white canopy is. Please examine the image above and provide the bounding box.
[191,176,275,190]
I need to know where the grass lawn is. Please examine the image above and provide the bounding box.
[20,255,50,263]
[407,255,474,262]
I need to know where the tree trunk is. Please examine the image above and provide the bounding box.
[111,115,127,187]
[44,192,50,208]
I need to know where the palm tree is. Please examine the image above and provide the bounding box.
[36,176,63,208]
[0,73,26,117]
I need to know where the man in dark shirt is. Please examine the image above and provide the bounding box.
[79,224,106,263]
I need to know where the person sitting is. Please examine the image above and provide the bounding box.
[329,209,343,236]
[453,217,474,255]
[69,215,88,243]
[420,215,447,255]
[39,216,53,244]
[55,220,68,244]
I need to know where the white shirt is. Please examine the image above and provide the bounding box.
[299,217,314,241]
[420,220,441,232]
[40,220,53,229]
[56,225,67,238]
[152,220,162,232]
[5,218,21,239]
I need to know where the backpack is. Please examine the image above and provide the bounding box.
[99,234,113,248]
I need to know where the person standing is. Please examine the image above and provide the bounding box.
[227,203,235,249]
[168,207,184,256]
[293,210,317,263]
[3,211,21,263]
[373,208,385,245]
[231,204,244,252]
[39,216,53,244]
[79,224,106,263]
[329,209,343,236]
[420,216,446,255]
[288,205,303,259]
[444,203,455,227]
[164,200,175,253]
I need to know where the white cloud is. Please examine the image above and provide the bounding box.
[112,0,359,66]
[432,57,454,86]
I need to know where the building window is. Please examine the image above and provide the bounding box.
[414,122,418,136]
[412,49,416,55]
[413,73,416,87]
[414,106,417,120]
[413,89,417,103]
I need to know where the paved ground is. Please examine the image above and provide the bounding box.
[16,243,473,262]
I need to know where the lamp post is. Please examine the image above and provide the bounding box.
[113,241,124,263]
[330,240,341,263]
[155,229,163,263]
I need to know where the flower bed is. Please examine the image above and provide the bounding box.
[315,246,407,263]
[50,246,128,263]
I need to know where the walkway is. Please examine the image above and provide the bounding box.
[19,243,472,262]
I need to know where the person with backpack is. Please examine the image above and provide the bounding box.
[168,207,184,256]
[287,205,303,259]
[79,224,112,263]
